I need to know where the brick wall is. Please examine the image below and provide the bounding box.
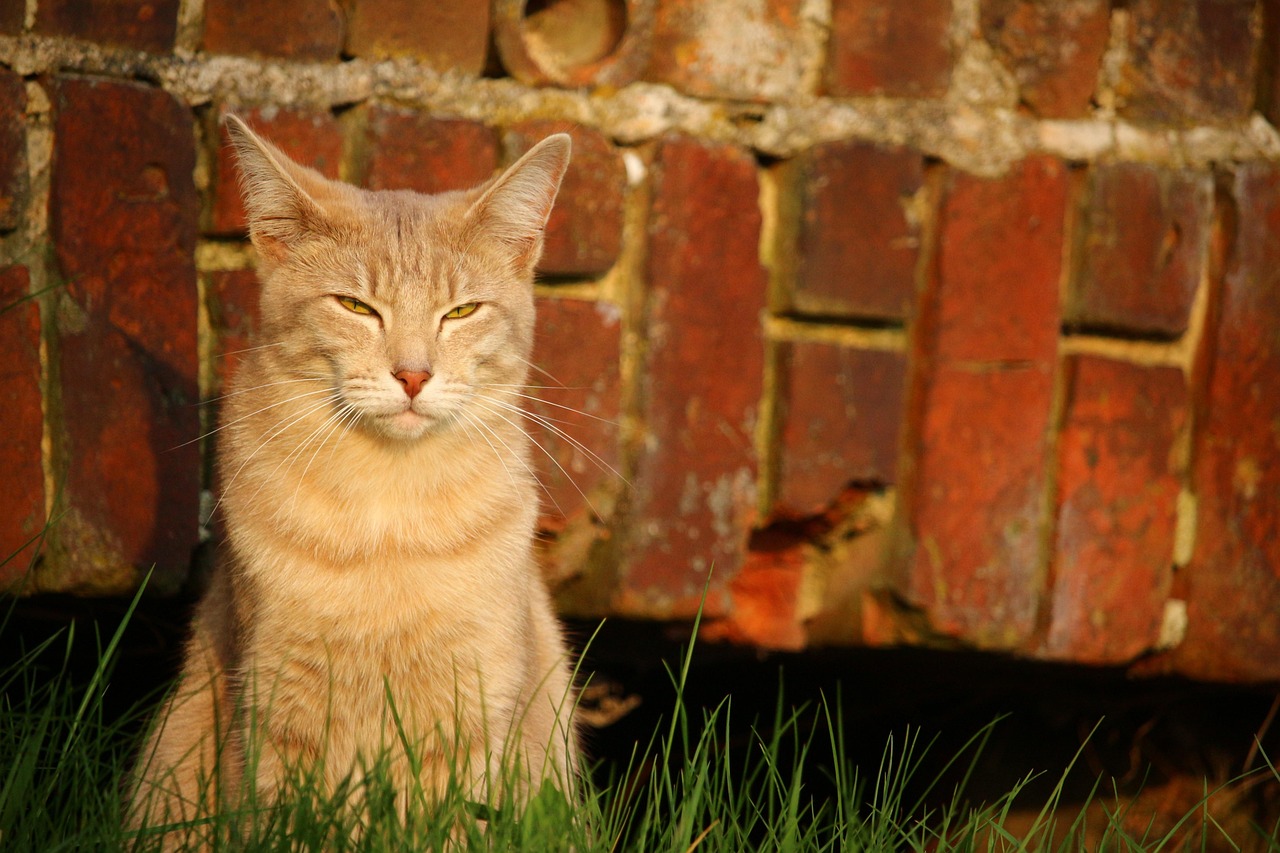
[2,0,1279,681]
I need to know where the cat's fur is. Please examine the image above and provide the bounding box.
[129,115,577,838]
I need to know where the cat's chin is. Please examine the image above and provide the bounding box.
[373,409,439,441]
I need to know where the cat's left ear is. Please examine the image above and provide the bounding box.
[465,133,572,273]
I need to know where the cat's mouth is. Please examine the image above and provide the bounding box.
[377,406,441,440]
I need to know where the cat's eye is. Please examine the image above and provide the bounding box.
[445,303,479,320]
[337,296,377,316]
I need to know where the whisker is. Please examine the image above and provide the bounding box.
[216,340,287,359]
[460,408,565,517]
[470,398,598,518]
[178,386,334,451]
[456,410,524,499]
[479,395,628,486]
[204,394,341,523]
[513,355,567,388]
[475,383,589,392]
[198,376,329,407]
[282,403,361,517]
[484,388,619,427]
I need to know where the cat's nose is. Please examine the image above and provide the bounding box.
[393,369,432,399]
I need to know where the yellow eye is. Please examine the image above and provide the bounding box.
[338,296,375,316]
[445,302,479,319]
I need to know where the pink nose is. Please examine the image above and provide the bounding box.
[394,369,432,399]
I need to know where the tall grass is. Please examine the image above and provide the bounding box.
[0,583,1275,851]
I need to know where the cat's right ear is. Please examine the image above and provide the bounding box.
[223,114,338,265]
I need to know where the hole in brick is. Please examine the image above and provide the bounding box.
[520,0,627,73]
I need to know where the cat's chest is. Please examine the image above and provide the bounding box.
[244,581,527,737]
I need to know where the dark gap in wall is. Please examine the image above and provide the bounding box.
[1060,321,1182,343]
[778,310,906,333]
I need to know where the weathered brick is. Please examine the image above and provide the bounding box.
[208,107,342,236]
[492,0,645,87]
[0,69,26,233]
[621,136,767,616]
[1068,164,1211,338]
[702,540,808,650]
[528,296,622,528]
[980,0,1109,118]
[359,108,498,195]
[894,157,1068,649]
[648,0,820,101]
[1260,0,1280,128]
[1043,356,1187,664]
[1175,163,1280,681]
[50,78,199,594]
[788,140,925,322]
[1118,0,1262,125]
[35,0,178,52]
[207,268,260,390]
[0,0,22,34]
[773,342,906,518]
[344,0,488,73]
[507,121,625,277]
[826,0,952,98]
[0,266,46,586]
[203,0,343,59]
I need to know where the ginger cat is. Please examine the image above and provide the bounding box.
[129,115,578,841]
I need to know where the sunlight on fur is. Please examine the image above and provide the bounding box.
[128,114,588,848]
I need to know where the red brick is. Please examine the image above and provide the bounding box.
[1174,163,1280,681]
[1118,0,1262,125]
[648,0,818,101]
[528,296,622,527]
[1260,0,1280,128]
[0,266,46,586]
[1043,357,1187,664]
[207,268,260,390]
[1069,164,1211,338]
[0,69,25,233]
[894,157,1068,648]
[492,0,646,87]
[203,0,342,59]
[50,78,199,593]
[0,0,22,34]
[789,141,925,322]
[359,108,498,196]
[344,0,488,73]
[620,136,767,617]
[208,106,342,237]
[507,121,625,277]
[774,342,906,518]
[35,0,178,52]
[826,0,952,98]
[701,541,807,650]
[980,0,1109,118]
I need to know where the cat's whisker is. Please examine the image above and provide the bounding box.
[463,408,567,518]
[180,386,334,450]
[215,340,288,358]
[205,394,343,523]
[455,410,524,498]
[198,376,330,407]
[482,387,620,427]
[512,355,567,388]
[475,382,588,391]
[254,400,358,517]
[469,398,599,518]
[479,395,628,487]
[281,403,361,519]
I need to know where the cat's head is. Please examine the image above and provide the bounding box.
[225,114,571,443]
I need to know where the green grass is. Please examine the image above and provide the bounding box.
[1,580,1276,851]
